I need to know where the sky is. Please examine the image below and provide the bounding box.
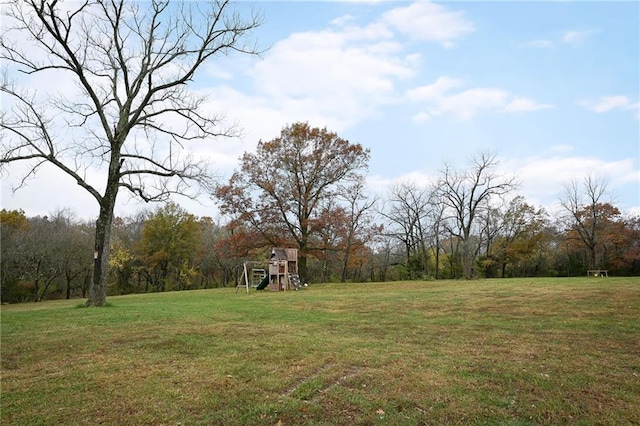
[1,0,639,221]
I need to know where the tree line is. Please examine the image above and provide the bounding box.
[380,168,639,281]
[2,143,638,303]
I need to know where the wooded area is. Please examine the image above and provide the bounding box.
[2,165,638,303]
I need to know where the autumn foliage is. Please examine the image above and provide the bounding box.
[215,122,372,282]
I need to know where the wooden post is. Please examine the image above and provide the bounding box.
[284,260,289,291]
[242,262,249,293]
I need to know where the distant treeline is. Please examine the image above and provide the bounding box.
[1,194,638,303]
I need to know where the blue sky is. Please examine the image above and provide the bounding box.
[2,0,639,219]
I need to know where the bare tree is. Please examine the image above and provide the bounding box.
[437,152,518,279]
[0,1,262,306]
[337,178,379,282]
[560,173,611,270]
[427,188,447,279]
[49,209,95,300]
[381,182,433,279]
[3,214,62,302]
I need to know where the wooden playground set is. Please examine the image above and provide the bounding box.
[237,248,306,293]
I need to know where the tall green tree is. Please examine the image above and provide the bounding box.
[485,196,549,278]
[215,122,371,283]
[1,0,262,306]
[136,203,201,292]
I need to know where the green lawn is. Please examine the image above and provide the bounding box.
[1,278,639,425]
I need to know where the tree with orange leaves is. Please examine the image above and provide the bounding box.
[215,122,371,283]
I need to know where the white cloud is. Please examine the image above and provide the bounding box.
[505,97,554,112]
[561,29,597,45]
[523,39,554,49]
[627,206,640,218]
[550,145,574,154]
[590,96,633,112]
[172,2,477,139]
[2,162,106,221]
[203,63,236,81]
[244,0,476,128]
[579,95,640,120]
[406,76,463,100]
[522,28,597,49]
[365,171,437,199]
[436,88,509,120]
[502,155,639,213]
[408,77,553,120]
[381,1,475,48]
[330,14,355,27]
[241,17,419,132]
[411,111,433,123]
[580,95,639,114]
[336,0,388,3]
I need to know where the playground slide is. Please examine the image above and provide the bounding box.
[256,275,270,290]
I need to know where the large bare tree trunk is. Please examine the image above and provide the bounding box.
[88,200,116,307]
[87,154,121,306]
[298,254,308,284]
[461,237,474,280]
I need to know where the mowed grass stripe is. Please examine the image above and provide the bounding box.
[1,278,638,425]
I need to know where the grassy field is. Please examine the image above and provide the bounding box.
[1,278,639,425]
